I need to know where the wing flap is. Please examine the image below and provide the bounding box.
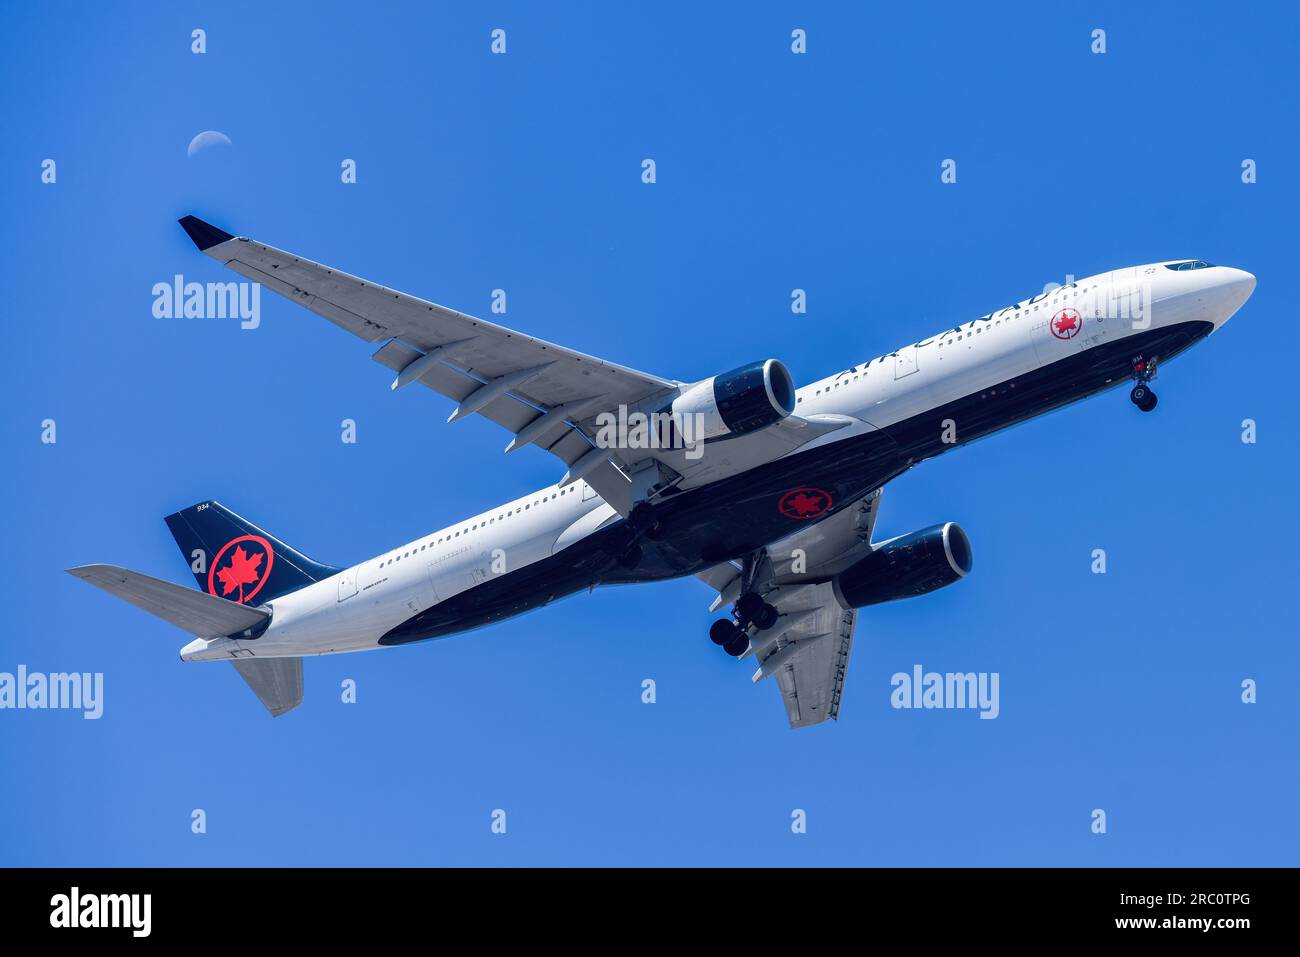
[762,584,858,727]
[370,339,541,435]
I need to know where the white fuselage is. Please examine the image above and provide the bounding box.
[181,262,1254,663]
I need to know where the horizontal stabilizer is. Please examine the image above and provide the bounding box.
[231,657,303,717]
[66,564,269,639]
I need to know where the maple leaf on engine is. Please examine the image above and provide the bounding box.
[216,545,263,600]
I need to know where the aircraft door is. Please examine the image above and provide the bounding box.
[894,345,919,379]
[337,567,357,602]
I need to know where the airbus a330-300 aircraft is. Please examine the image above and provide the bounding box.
[69,217,1256,725]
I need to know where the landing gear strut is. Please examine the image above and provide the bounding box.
[1129,355,1158,412]
[736,591,780,631]
[708,548,780,657]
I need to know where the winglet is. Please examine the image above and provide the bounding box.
[178,215,235,251]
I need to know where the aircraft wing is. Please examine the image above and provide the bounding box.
[178,216,679,501]
[696,488,883,728]
[754,583,858,728]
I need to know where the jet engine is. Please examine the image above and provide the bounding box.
[669,359,796,441]
[831,522,972,608]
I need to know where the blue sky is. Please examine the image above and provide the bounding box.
[1,1,1296,866]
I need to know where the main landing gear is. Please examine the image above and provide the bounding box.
[709,618,749,657]
[1129,355,1158,412]
[705,549,781,657]
[709,588,780,658]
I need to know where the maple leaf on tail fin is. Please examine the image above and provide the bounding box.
[216,545,263,603]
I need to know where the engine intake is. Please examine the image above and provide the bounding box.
[832,522,972,609]
[670,359,796,441]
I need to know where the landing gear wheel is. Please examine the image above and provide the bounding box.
[710,619,738,646]
[1129,356,1159,412]
[1130,384,1157,412]
[722,632,749,657]
[736,591,766,622]
[753,602,780,631]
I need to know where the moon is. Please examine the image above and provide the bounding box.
[187,130,232,158]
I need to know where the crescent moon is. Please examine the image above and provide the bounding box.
[187,130,232,158]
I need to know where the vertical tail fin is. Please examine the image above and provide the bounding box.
[164,501,340,605]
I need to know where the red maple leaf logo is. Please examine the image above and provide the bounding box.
[786,492,825,515]
[779,487,833,520]
[1051,308,1081,339]
[215,545,263,602]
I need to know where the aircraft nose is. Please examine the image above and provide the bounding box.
[1224,267,1256,296]
[1210,267,1255,327]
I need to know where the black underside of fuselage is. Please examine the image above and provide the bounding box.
[378,320,1214,645]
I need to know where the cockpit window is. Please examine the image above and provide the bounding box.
[1165,260,1214,271]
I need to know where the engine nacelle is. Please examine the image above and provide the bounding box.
[670,359,796,441]
[832,522,972,609]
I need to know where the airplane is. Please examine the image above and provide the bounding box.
[67,216,1256,725]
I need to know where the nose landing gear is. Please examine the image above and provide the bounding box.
[1129,356,1159,412]
[1130,384,1157,412]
